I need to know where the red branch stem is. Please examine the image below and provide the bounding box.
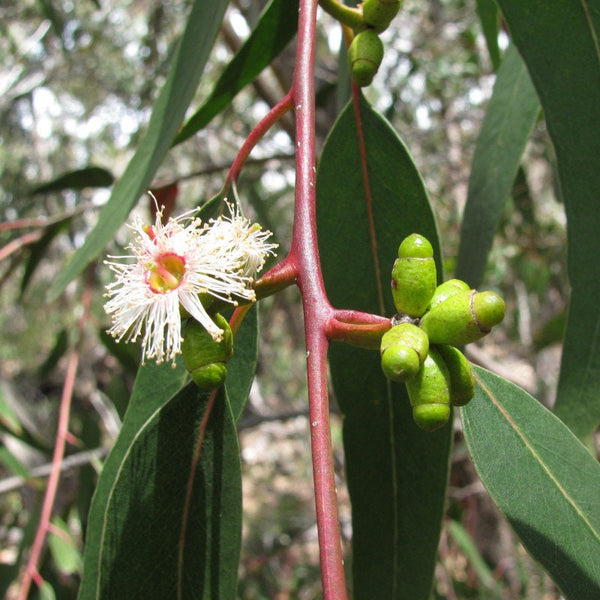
[18,266,95,600]
[224,90,294,189]
[289,0,348,597]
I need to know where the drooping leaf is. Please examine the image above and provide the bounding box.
[493,2,600,439]
[31,166,114,194]
[79,361,242,600]
[456,43,540,288]
[173,0,299,146]
[50,0,229,300]
[317,94,451,600]
[462,367,600,599]
[475,0,501,70]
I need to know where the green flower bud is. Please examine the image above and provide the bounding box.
[181,314,233,389]
[380,323,429,382]
[362,0,402,32]
[405,348,451,431]
[391,234,437,317]
[380,322,429,360]
[428,278,470,311]
[436,344,475,406]
[348,29,384,87]
[381,344,420,382]
[419,290,505,346]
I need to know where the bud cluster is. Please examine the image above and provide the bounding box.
[381,234,505,431]
[348,0,403,86]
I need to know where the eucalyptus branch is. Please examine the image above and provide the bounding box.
[224,89,294,189]
[318,0,365,30]
[290,0,348,597]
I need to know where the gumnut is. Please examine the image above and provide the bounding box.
[428,278,470,311]
[348,29,384,86]
[391,233,437,317]
[380,323,429,382]
[405,347,451,431]
[419,289,505,346]
[362,0,402,32]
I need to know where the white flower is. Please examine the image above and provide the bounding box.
[104,204,276,364]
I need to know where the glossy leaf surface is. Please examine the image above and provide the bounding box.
[317,94,451,599]
[463,367,600,599]
[50,0,229,300]
[78,362,242,600]
[493,1,600,438]
[456,43,540,288]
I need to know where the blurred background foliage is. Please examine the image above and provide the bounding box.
[0,0,567,597]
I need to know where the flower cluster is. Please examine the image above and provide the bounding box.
[104,203,276,364]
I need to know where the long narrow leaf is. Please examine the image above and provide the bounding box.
[462,367,600,599]
[50,0,229,300]
[475,0,501,70]
[173,0,299,146]
[456,43,540,288]
[493,1,600,439]
[317,94,451,600]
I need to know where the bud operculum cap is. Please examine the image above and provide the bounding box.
[348,29,384,87]
[362,0,402,32]
[472,291,506,332]
[381,345,420,382]
[420,290,505,346]
[380,323,429,382]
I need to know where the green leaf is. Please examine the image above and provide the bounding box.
[79,361,242,600]
[317,95,451,599]
[49,517,83,575]
[493,2,600,439]
[21,217,72,297]
[462,367,600,599]
[49,0,229,301]
[173,0,299,146]
[446,520,502,596]
[456,43,540,288]
[475,0,501,70]
[0,446,31,479]
[226,303,259,423]
[31,166,114,194]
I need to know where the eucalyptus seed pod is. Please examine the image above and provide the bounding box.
[391,233,437,317]
[181,314,233,389]
[419,290,505,346]
[405,347,451,431]
[362,0,402,32]
[348,29,384,87]
[380,323,429,382]
[436,344,475,406]
[428,278,470,311]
